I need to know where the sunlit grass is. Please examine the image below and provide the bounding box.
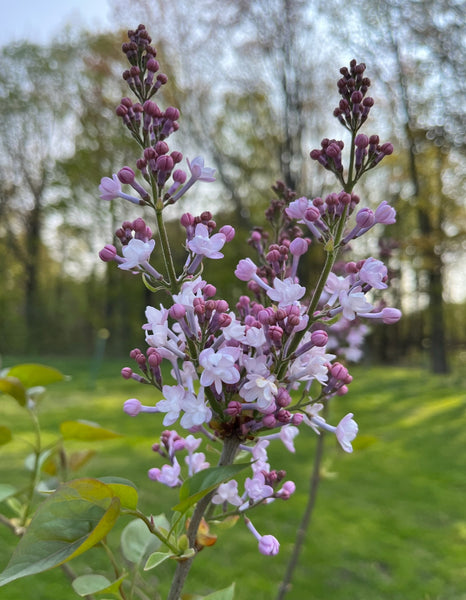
[1,357,466,599]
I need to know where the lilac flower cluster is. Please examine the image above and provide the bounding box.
[98,26,401,557]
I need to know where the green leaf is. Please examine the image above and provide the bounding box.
[203,582,236,600]
[6,364,65,388]
[72,574,112,596]
[0,484,17,503]
[121,518,164,564]
[72,573,127,597]
[104,484,138,510]
[0,478,121,587]
[98,477,139,509]
[143,551,172,571]
[0,376,27,406]
[173,463,249,513]
[0,425,12,445]
[60,420,123,441]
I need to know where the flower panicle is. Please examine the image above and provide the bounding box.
[96,29,402,560]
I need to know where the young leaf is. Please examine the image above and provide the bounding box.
[173,463,249,513]
[0,376,27,407]
[0,425,12,445]
[0,478,121,587]
[60,420,123,441]
[72,574,112,596]
[6,364,65,388]
[143,551,172,571]
[72,573,127,597]
[98,477,138,508]
[203,582,236,599]
[0,484,17,503]
[121,518,162,564]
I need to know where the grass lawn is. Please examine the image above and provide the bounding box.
[1,355,466,599]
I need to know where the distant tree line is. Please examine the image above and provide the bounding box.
[1,0,465,373]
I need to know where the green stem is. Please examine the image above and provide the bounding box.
[20,409,42,527]
[275,408,328,600]
[124,510,180,555]
[153,193,179,294]
[166,436,240,600]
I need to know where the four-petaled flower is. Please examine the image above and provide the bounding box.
[199,346,241,394]
[119,238,155,271]
[187,156,216,182]
[187,223,226,258]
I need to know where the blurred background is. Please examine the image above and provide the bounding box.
[0,0,465,373]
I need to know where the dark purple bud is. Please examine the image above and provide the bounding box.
[355,134,369,148]
[356,208,375,228]
[310,330,328,347]
[118,166,136,184]
[155,141,169,155]
[99,244,117,262]
[156,155,174,172]
[165,106,180,120]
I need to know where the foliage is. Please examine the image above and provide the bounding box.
[1,358,466,599]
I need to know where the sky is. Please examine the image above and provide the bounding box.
[0,0,112,46]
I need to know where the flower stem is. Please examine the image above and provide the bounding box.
[166,436,240,600]
[275,422,327,600]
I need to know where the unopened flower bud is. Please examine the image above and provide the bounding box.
[311,330,328,347]
[99,244,117,262]
[124,398,142,416]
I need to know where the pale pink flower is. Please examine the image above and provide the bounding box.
[258,535,280,556]
[180,388,212,429]
[148,458,181,487]
[359,257,388,289]
[234,258,258,281]
[288,346,335,385]
[339,288,373,320]
[185,452,209,475]
[187,156,216,182]
[156,385,186,426]
[118,238,155,271]
[240,372,278,410]
[267,277,306,307]
[324,273,350,306]
[99,174,121,200]
[374,200,396,224]
[285,196,311,220]
[302,402,324,434]
[199,346,241,394]
[187,223,226,258]
[245,326,267,348]
[222,312,246,342]
[172,276,206,308]
[335,413,358,453]
[279,425,299,453]
[244,518,280,556]
[144,304,169,346]
[244,472,274,502]
[212,480,243,506]
[99,174,141,204]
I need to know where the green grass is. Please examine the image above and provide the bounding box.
[1,356,466,599]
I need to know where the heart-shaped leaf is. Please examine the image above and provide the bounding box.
[0,478,121,587]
